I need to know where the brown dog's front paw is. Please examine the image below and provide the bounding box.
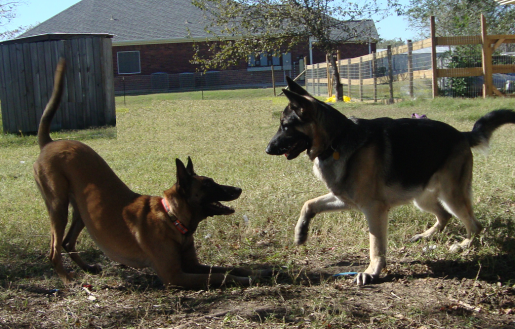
[85,264,102,275]
[253,269,274,277]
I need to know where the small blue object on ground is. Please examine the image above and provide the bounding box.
[333,272,358,277]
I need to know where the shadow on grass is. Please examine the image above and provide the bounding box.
[377,252,515,285]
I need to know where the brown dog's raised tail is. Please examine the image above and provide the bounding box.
[37,58,66,150]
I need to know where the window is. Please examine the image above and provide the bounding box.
[117,51,141,74]
[248,52,285,68]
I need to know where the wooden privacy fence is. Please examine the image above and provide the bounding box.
[0,33,116,134]
[306,14,515,101]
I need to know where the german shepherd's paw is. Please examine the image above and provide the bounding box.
[449,238,473,253]
[354,272,377,285]
[294,223,310,245]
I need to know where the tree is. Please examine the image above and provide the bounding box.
[377,37,406,49]
[0,1,24,40]
[406,0,515,97]
[406,0,515,38]
[191,0,401,101]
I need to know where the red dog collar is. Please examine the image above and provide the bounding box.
[161,198,189,235]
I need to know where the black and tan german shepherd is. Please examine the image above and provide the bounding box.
[266,77,515,285]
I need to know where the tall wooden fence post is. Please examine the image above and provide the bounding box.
[387,45,394,104]
[271,65,276,96]
[304,56,309,93]
[481,13,493,98]
[431,16,438,98]
[407,39,414,98]
[372,52,377,102]
[359,57,363,101]
[326,55,331,97]
[317,63,320,96]
[337,50,341,98]
[347,59,351,99]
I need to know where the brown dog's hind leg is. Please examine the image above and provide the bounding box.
[45,196,73,284]
[62,199,102,275]
[35,167,75,284]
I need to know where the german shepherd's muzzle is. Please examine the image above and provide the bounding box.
[267,76,515,285]
[266,117,310,160]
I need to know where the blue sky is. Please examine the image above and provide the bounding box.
[1,0,417,41]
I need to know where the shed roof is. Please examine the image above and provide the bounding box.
[0,33,113,45]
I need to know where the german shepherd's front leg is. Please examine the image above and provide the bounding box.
[295,193,350,245]
[356,204,389,285]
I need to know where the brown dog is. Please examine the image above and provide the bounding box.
[34,59,265,288]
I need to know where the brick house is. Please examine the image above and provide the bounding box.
[20,0,378,92]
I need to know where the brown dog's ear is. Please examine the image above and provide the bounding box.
[176,158,191,194]
[286,76,310,96]
[186,156,196,176]
[283,89,314,121]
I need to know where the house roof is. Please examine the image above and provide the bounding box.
[19,0,378,46]
[495,0,515,4]
[19,0,216,45]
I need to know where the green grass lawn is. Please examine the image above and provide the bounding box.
[1,90,515,327]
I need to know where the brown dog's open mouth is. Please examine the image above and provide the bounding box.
[206,201,235,216]
[285,139,309,160]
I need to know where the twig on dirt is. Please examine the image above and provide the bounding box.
[390,291,401,299]
[448,297,482,313]
[172,310,233,329]
[474,263,482,282]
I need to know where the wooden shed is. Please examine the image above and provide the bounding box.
[0,33,116,134]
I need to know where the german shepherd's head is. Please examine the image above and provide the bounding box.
[164,157,242,231]
[266,77,347,161]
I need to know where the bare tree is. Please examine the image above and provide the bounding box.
[406,0,515,38]
[191,0,401,101]
[0,1,28,40]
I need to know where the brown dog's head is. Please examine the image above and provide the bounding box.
[266,77,339,161]
[166,157,241,228]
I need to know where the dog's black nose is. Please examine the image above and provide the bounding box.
[265,143,276,155]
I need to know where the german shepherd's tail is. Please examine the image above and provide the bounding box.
[464,109,515,153]
[37,58,66,150]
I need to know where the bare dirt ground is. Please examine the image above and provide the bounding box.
[1,249,514,328]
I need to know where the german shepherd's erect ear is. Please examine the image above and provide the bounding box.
[286,76,311,96]
[283,89,316,122]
